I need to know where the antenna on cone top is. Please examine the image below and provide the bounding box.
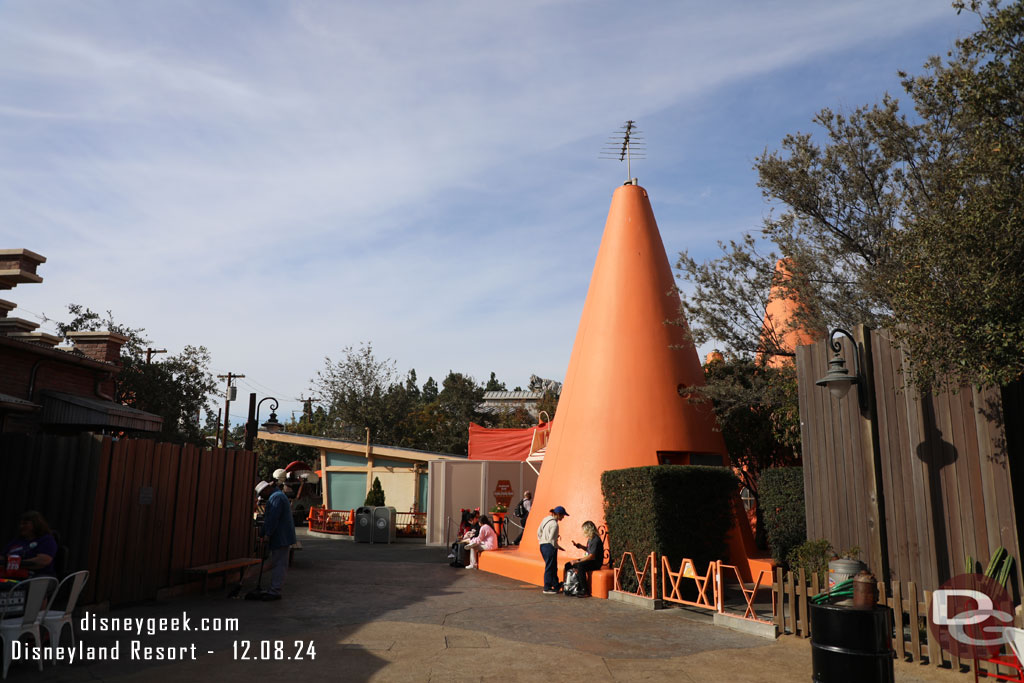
[600,120,645,184]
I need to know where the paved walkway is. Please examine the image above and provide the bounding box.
[14,531,965,682]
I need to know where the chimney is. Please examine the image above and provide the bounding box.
[0,249,46,290]
[9,331,62,348]
[65,331,128,364]
[0,317,39,335]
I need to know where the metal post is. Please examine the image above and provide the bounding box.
[244,392,257,451]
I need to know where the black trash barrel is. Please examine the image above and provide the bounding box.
[354,506,375,543]
[809,602,895,683]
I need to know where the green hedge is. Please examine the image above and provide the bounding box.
[601,465,738,593]
[759,467,806,566]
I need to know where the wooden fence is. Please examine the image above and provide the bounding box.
[796,327,1023,597]
[0,433,256,605]
[774,569,1024,677]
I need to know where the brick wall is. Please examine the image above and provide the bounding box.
[0,342,117,404]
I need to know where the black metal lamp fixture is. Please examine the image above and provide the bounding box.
[257,397,283,434]
[815,328,866,410]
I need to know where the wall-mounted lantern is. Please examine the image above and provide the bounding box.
[815,328,867,411]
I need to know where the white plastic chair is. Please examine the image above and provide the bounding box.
[1,576,58,679]
[41,571,89,660]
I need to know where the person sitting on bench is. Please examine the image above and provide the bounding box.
[464,515,497,569]
[566,520,604,597]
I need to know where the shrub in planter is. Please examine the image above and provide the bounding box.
[364,477,386,506]
[601,465,738,595]
[759,467,806,566]
[787,538,832,585]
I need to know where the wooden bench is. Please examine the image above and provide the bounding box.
[186,558,262,594]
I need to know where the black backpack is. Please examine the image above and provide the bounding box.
[514,499,527,519]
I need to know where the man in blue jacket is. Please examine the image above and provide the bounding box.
[258,480,296,601]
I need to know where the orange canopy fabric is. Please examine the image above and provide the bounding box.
[467,422,549,461]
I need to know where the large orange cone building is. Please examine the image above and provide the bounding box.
[758,258,820,368]
[480,182,768,589]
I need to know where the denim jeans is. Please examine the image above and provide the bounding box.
[540,543,558,591]
[267,546,289,596]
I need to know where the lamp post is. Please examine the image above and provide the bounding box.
[244,392,283,451]
[815,328,867,411]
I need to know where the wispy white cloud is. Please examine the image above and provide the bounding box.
[1,0,972,418]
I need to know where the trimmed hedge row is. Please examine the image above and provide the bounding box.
[759,466,806,566]
[601,465,738,591]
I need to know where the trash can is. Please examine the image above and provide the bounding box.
[809,602,895,682]
[828,558,866,588]
[354,506,375,543]
[372,506,396,544]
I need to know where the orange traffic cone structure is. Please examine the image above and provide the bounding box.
[479,183,770,591]
[758,258,820,368]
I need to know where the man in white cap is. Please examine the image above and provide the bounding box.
[537,505,568,594]
[257,480,296,601]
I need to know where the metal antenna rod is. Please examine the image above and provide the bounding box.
[600,120,646,182]
[625,120,633,178]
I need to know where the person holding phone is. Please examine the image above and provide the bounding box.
[566,521,604,597]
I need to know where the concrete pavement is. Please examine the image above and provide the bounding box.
[11,530,967,682]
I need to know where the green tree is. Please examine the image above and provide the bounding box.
[696,356,800,546]
[312,342,397,442]
[676,236,826,362]
[484,371,507,391]
[55,305,217,444]
[430,371,485,455]
[364,476,386,506]
[681,1,1024,390]
[488,404,535,428]
[421,376,439,403]
[536,389,560,422]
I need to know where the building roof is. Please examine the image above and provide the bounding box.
[0,334,116,371]
[0,391,41,413]
[40,390,163,432]
[482,390,544,401]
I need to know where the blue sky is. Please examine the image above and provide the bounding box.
[1,1,979,423]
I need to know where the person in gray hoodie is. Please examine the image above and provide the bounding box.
[536,505,568,594]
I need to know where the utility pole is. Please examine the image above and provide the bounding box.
[217,372,244,449]
[145,347,167,364]
[298,395,319,424]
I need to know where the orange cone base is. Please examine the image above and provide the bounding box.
[479,548,611,599]
[726,497,775,582]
